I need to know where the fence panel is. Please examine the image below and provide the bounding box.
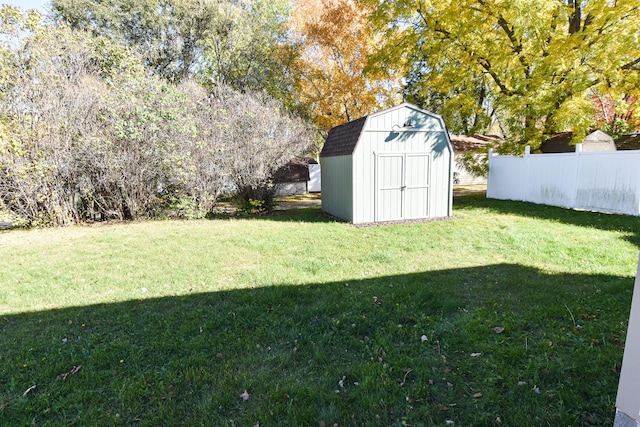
[487,146,640,216]
[526,153,578,208]
[486,155,527,201]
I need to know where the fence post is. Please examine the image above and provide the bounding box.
[572,144,583,209]
[486,149,494,198]
[523,146,530,202]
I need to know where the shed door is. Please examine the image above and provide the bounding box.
[376,153,430,222]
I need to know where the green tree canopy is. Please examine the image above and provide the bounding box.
[366,0,640,147]
[51,0,298,104]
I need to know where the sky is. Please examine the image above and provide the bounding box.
[2,0,50,12]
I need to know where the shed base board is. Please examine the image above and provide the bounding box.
[615,410,640,427]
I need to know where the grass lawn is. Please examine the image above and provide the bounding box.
[1,194,638,426]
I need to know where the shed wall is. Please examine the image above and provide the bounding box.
[352,111,452,223]
[320,155,353,221]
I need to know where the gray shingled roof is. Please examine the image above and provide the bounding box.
[320,116,367,158]
[449,134,503,152]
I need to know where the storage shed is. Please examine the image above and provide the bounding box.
[320,103,453,224]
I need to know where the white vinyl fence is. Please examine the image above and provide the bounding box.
[487,145,640,216]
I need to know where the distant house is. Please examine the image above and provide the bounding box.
[449,134,502,185]
[273,161,311,196]
[616,131,640,150]
[540,130,616,153]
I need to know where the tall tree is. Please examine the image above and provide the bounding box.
[52,0,298,102]
[52,0,216,82]
[290,0,402,141]
[200,0,299,103]
[366,0,640,148]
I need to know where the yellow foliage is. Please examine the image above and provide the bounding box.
[290,0,402,137]
[364,0,640,142]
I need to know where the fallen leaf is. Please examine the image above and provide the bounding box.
[240,390,250,402]
[496,416,502,424]
[56,365,82,380]
[473,392,483,398]
[493,326,505,334]
[517,381,527,386]
[22,385,36,397]
[399,368,413,386]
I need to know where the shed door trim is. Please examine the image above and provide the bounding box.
[374,152,431,222]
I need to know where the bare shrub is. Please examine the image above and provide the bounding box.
[211,85,314,211]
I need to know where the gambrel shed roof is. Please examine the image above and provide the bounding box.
[321,116,367,157]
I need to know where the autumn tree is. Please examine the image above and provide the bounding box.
[591,90,639,138]
[290,0,402,147]
[366,0,640,148]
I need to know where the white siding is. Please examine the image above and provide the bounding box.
[274,182,307,196]
[308,164,321,192]
[616,256,640,426]
[454,153,487,186]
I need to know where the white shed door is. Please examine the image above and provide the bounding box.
[376,153,430,221]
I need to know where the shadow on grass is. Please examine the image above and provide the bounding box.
[209,206,336,224]
[0,264,632,426]
[455,193,640,248]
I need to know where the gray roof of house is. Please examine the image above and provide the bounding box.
[320,116,367,158]
[615,132,640,150]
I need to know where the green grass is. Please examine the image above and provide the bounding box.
[1,195,638,426]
